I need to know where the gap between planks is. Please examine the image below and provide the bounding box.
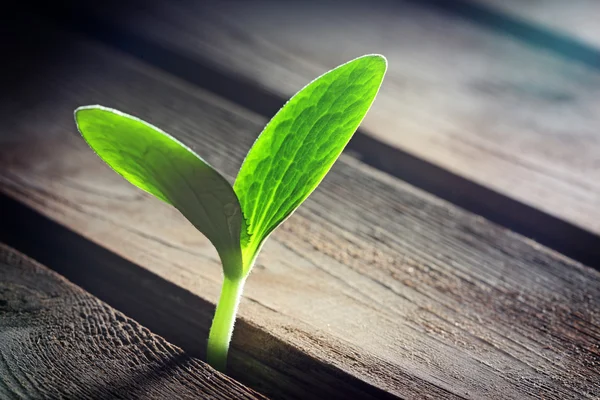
[1,14,599,400]
[0,195,399,400]
[27,0,600,268]
[0,243,267,400]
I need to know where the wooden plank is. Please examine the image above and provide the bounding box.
[472,0,600,49]
[76,0,600,240]
[0,196,398,400]
[1,22,599,400]
[0,243,266,400]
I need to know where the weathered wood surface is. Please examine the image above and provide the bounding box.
[79,0,600,239]
[473,0,600,49]
[2,20,600,399]
[0,243,266,400]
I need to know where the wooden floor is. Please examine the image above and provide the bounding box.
[0,244,265,399]
[1,1,599,399]
[94,0,600,238]
[50,0,600,266]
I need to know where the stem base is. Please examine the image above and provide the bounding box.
[207,276,246,372]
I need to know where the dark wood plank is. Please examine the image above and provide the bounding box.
[0,243,266,400]
[1,19,599,400]
[0,195,400,400]
[70,0,600,240]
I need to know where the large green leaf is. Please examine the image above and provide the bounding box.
[74,106,244,278]
[234,54,387,266]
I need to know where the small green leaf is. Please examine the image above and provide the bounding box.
[234,54,387,266]
[74,106,244,278]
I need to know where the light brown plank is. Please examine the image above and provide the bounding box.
[94,0,600,237]
[473,0,600,48]
[0,243,266,400]
[1,23,599,400]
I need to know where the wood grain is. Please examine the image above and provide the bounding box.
[84,0,600,238]
[1,22,599,399]
[0,243,266,400]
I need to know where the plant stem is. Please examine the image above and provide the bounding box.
[207,275,246,372]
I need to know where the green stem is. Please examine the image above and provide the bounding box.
[207,275,246,372]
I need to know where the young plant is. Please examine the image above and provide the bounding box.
[74,54,387,372]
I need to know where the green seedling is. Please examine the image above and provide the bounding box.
[74,54,387,372]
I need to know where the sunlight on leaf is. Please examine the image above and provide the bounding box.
[74,54,387,372]
[74,106,244,278]
[234,54,387,268]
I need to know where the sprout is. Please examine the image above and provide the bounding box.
[74,54,387,372]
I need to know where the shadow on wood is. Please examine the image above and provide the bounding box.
[0,193,398,400]
[24,0,600,269]
[1,12,598,399]
[0,244,265,399]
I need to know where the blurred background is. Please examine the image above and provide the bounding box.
[1,2,600,398]
[2,0,600,266]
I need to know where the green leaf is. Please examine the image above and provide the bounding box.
[234,54,387,266]
[74,106,244,278]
